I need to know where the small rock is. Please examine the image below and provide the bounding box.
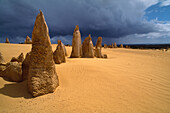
[53,40,66,64]
[5,37,10,43]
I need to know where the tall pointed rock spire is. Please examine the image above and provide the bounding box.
[27,10,59,97]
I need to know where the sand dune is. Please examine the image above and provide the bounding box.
[0,43,170,113]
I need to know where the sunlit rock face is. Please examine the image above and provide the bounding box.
[95,37,103,58]
[70,25,82,58]
[82,34,94,58]
[28,10,59,97]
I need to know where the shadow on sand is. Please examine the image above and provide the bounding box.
[0,80,32,99]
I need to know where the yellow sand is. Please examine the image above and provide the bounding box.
[0,43,170,113]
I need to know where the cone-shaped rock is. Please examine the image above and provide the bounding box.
[114,42,117,48]
[70,25,82,58]
[82,34,94,58]
[11,53,24,63]
[53,40,66,64]
[28,10,59,97]
[95,37,103,58]
[24,36,32,44]
[120,44,123,48]
[5,38,10,43]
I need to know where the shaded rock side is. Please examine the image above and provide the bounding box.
[53,40,66,64]
[24,36,32,44]
[5,38,10,43]
[28,10,59,97]
[82,34,94,58]
[70,25,82,58]
[10,53,24,63]
[22,52,31,81]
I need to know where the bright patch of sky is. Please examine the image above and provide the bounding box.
[145,0,170,21]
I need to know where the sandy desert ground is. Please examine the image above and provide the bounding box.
[0,43,170,113]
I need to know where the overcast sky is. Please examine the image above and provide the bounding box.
[0,0,170,44]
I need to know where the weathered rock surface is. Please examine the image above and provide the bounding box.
[28,10,59,97]
[1,62,22,82]
[24,36,32,44]
[0,52,6,76]
[22,52,31,80]
[70,25,82,58]
[5,38,10,43]
[82,34,94,58]
[95,37,103,58]
[53,40,66,64]
[10,53,24,63]
[0,52,5,64]
[114,42,117,48]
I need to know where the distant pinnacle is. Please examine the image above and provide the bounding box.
[74,25,79,32]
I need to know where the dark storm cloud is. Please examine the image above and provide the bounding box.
[0,0,158,41]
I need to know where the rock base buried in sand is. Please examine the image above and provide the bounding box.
[53,40,66,64]
[28,10,59,97]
